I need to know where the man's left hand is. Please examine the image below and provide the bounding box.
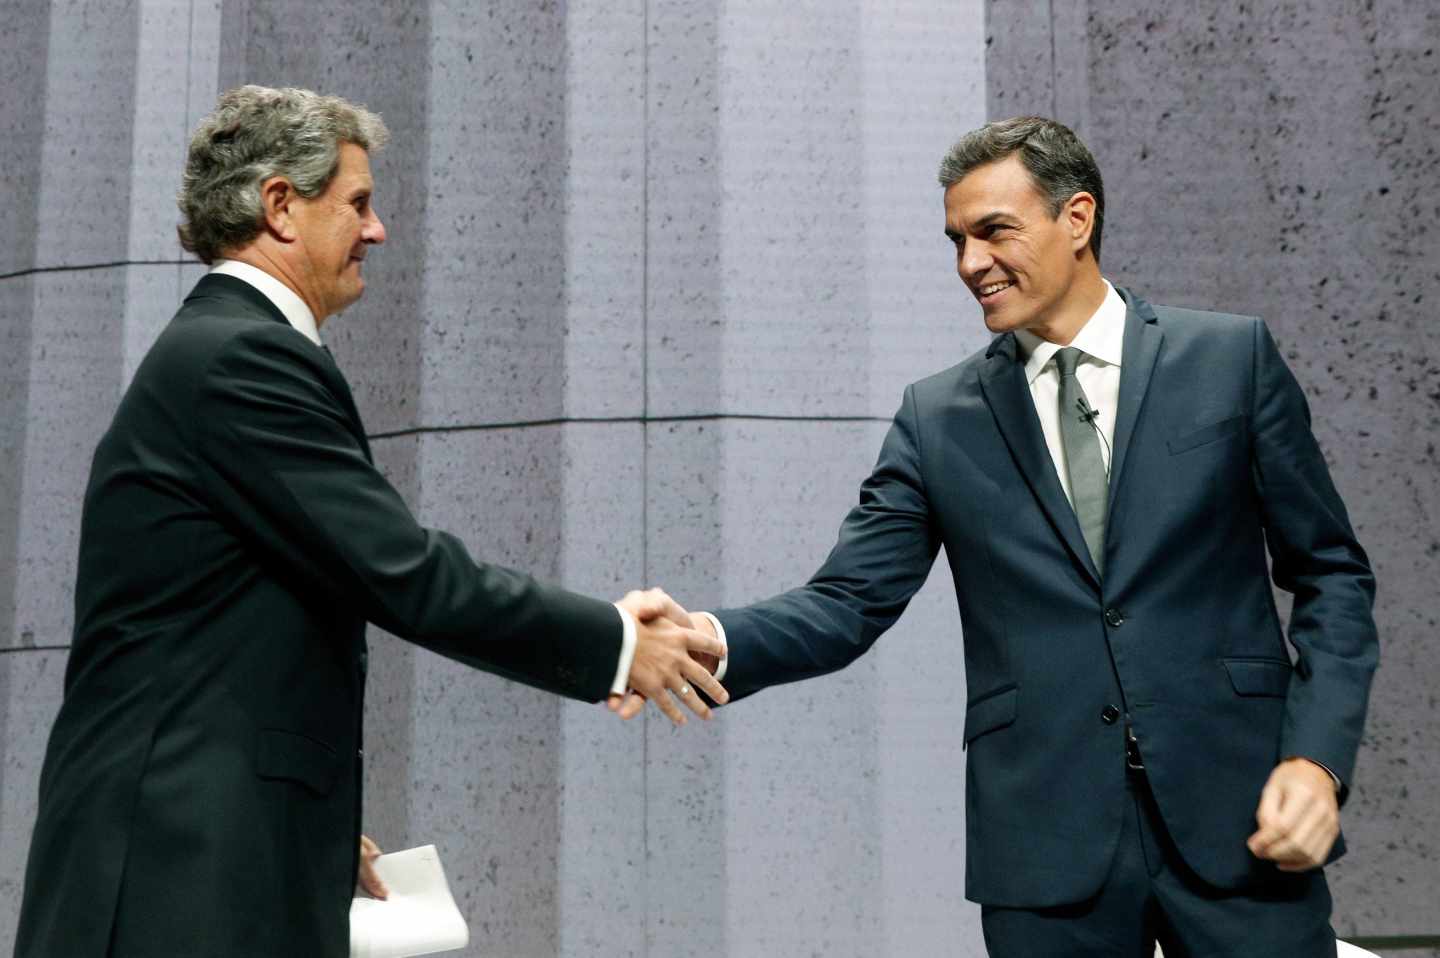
[358,834,388,899]
[1246,758,1340,872]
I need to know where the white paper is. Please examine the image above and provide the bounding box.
[349,844,470,958]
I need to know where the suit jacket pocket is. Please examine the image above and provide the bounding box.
[1222,658,1292,697]
[1167,415,1242,455]
[256,727,341,795]
[963,684,1018,747]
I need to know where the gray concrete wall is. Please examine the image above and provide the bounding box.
[987,0,1440,949]
[0,1,1434,955]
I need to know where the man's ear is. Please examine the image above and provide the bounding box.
[259,175,299,242]
[1064,191,1096,254]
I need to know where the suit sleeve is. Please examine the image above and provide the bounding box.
[715,385,941,700]
[1249,318,1378,798]
[191,324,622,702]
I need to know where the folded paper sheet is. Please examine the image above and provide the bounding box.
[350,845,470,958]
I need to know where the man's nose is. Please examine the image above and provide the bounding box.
[364,210,386,245]
[959,240,991,280]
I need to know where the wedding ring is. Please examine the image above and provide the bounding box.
[679,686,691,696]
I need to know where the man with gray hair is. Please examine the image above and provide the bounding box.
[670,116,1377,955]
[14,85,727,958]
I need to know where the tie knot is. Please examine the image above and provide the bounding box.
[1054,346,1084,378]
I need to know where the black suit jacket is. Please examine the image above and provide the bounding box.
[716,289,1378,908]
[15,275,623,957]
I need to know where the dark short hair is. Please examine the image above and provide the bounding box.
[938,116,1105,262]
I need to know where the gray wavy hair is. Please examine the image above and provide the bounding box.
[177,85,389,264]
[938,116,1105,262]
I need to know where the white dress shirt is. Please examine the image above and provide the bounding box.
[207,260,637,695]
[1014,279,1126,507]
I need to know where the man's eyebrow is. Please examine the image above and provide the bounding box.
[974,210,1017,227]
[945,211,1017,239]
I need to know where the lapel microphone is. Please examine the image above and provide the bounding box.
[1075,396,1113,477]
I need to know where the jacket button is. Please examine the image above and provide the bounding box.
[1101,705,1120,725]
[1104,608,1124,627]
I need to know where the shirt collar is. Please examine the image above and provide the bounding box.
[209,259,322,347]
[1015,279,1126,385]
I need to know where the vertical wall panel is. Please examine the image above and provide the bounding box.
[0,651,66,949]
[556,423,647,958]
[860,0,986,414]
[0,0,50,648]
[8,0,140,651]
[420,1,569,427]
[645,0,725,417]
[562,0,646,420]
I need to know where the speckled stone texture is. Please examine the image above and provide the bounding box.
[0,651,66,949]
[987,0,1440,942]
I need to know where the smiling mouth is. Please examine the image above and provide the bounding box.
[976,280,1014,303]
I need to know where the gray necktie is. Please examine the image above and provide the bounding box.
[1054,347,1108,576]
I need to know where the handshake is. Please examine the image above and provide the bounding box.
[608,588,728,726]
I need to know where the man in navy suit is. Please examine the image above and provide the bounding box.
[651,117,1378,955]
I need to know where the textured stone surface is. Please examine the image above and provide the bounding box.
[127,0,199,262]
[0,0,49,276]
[643,0,726,418]
[0,277,36,645]
[8,268,128,650]
[707,0,871,417]
[556,422,646,957]
[987,0,1440,939]
[562,0,646,420]
[32,0,139,269]
[417,1,571,428]
[861,0,987,414]
[0,650,66,950]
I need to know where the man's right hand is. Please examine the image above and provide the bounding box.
[609,588,728,725]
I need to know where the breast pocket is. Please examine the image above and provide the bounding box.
[1167,414,1243,455]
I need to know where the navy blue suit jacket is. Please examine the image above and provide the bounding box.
[715,289,1378,908]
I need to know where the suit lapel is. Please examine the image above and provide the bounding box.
[979,333,1102,589]
[1107,290,1163,513]
[187,274,374,463]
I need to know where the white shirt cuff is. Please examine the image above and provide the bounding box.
[610,605,638,696]
[695,611,728,682]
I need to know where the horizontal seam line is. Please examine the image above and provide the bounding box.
[0,644,69,654]
[368,413,891,440]
[0,259,193,281]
